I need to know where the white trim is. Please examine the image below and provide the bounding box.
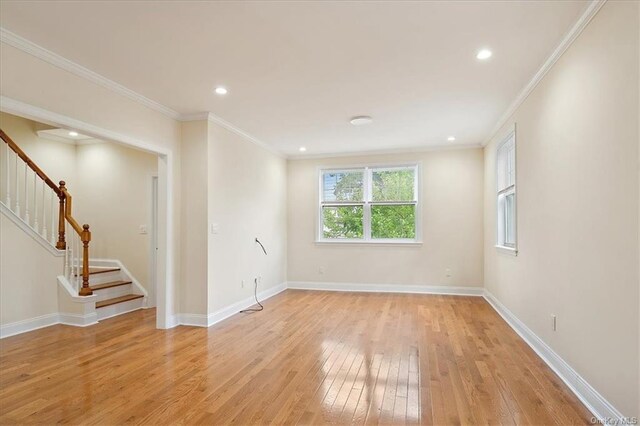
[495,245,518,256]
[0,313,59,339]
[197,112,285,159]
[177,282,288,327]
[59,312,98,327]
[0,27,181,120]
[483,0,606,146]
[315,240,422,246]
[1,201,64,257]
[287,281,484,296]
[291,143,483,160]
[0,97,171,156]
[482,289,625,423]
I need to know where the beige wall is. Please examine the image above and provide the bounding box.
[208,122,287,312]
[179,120,209,315]
[484,1,639,417]
[74,142,157,294]
[0,215,61,324]
[287,148,484,287]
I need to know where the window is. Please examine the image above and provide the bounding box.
[319,165,419,243]
[496,131,517,251]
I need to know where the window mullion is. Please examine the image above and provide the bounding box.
[364,168,372,240]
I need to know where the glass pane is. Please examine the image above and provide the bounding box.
[505,193,516,245]
[322,206,364,239]
[371,205,416,239]
[372,168,415,202]
[322,171,364,202]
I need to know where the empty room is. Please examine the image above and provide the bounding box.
[0,0,638,425]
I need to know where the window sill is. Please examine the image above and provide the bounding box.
[316,239,423,247]
[495,245,518,256]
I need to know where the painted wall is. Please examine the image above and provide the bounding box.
[74,142,158,295]
[179,120,209,315]
[208,122,287,312]
[0,42,182,327]
[0,214,61,325]
[484,1,639,417]
[287,148,484,287]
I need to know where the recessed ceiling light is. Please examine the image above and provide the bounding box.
[350,116,373,126]
[68,131,79,137]
[476,49,492,60]
[214,87,228,95]
[447,136,456,142]
[299,147,307,152]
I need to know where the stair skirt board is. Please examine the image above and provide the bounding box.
[96,297,145,321]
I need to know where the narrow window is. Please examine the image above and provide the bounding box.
[496,132,517,251]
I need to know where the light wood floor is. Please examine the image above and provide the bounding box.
[0,290,592,425]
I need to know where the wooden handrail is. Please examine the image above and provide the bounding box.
[1,128,92,296]
[0,129,62,197]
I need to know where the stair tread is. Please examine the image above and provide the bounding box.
[91,280,133,291]
[75,267,121,277]
[96,294,144,308]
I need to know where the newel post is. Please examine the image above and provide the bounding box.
[56,181,66,250]
[79,224,93,296]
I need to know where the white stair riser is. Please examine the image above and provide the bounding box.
[88,270,125,285]
[93,284,135,302]
[96,298,145,321]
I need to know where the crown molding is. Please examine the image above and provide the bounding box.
[483,0,606,146]
[181,111,286,158]
[289,142,483,161]
[0,27,182,120]
[0,27,287,157]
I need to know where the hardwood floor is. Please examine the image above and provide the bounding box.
[0,290,592,425]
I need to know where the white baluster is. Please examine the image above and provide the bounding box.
[50,191,56,246]
[24,162,29,224]
[41,180,47,238]
[33,170,38,231]
[64,221,69,278]
[14,153,20,217]
[5,144,10,207]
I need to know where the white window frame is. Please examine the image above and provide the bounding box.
[317,163,421,245]
[496,129,517,255]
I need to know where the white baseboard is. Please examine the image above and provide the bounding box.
[177,282,288,328]
[482,290,624,423]
[0,311,99,338]
[287,281,483,296]
[0,313,60,339]
[59,312,99,327]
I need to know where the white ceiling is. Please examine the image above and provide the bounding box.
[0,1,589,156]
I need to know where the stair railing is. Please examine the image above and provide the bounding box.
[0,129,92,296]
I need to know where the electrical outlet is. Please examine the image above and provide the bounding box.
[551,315,557,331]
[445,268,452,277]
[210,223,220,234]
[318,267,324,275]
[139,225,148,235]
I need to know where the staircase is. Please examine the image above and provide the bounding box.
[81,263,146,320]
[1,128,147,322]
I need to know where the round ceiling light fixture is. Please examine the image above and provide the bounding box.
[350,116,373,126]
[447,136,456,142]
[68,131,79,137]
[214,86,228,95]
[476,49,492,60]
[299,146,307,152]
